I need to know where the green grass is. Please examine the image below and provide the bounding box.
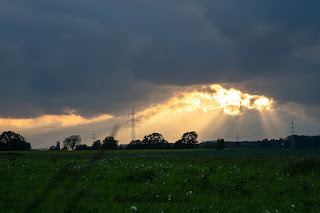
[0,149,320,212]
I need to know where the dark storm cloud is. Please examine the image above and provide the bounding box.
[0,0,320,118]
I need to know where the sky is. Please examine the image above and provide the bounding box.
[1,1,320,148]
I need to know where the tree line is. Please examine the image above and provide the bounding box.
[4,129,320,151]
[0,130,226,151]
[56,131,225,150]
[11,130,320,151]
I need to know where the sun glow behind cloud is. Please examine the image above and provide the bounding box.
[138,84,273,121]
[0,84,278,147]
[127,84,275,143]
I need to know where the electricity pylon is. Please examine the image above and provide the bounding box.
[236,131,240,142]
[127,107,141,141]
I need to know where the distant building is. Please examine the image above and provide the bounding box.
[56,141,60,150]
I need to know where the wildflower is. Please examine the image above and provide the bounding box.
[189,190,192,194]
[291,204,295,208]
[275,209,279,212]
[131,206,137,211]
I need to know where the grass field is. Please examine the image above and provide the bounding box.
[0,149,320,212]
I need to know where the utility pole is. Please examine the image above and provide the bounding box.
[127,107,140,141]
[290,120,296,149]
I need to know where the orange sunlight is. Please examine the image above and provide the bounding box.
[138,84,273,121]
[0,113,113,129]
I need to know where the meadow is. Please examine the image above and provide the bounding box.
[0,149,319,212]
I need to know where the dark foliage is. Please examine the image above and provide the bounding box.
[63,135,81,150]
[91,140,102,150]
[142,133,169,149]
[49,142,60,151]
[75,144,90,150]
[217,138,225,150]
[127,133,169,149]
[127,140,143,150]
[198,141,217,149]
[174,131,198,149]
[102,136,118,150]
[0,131,31,151]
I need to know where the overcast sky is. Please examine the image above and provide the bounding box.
[1,1,320,147]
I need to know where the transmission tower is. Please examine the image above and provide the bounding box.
[236,131,240,142]
[127,107,141,141]
[289,120,296,149]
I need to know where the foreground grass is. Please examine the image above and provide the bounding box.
[0,149,319,212]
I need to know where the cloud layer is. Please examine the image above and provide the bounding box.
[0,0,320,121]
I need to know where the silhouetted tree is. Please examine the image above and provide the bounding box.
[127,140,143,150]
[75,144,90,150]
[49,146,56,150]
[216,138,225,149]
[91,140,102,150]
[63,135,81,150]
[141,133,169,149]
[102,136,118,150]
[0,131,31,151]
[174,131,198,149]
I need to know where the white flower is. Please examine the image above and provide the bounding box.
[189,190,192,194]
[131,206,137,211]
[275,209,279,212]
[291,204,295,208]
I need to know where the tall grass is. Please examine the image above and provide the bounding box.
[0,149,319,212]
